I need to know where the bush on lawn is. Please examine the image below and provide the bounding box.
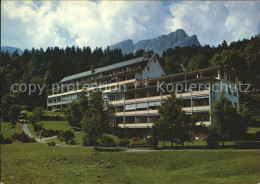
[118,139,130,147]
[101,135,116,147]
[58,130,75,144]
[82,134,91,146]
[31,122,43,132]
[131,136,141,142]
[11,132,36,143]
[41,115,65,121]
[38,129,60,138]
[206,128,219,147]
[66,139,76,145]
[129,139,151,148]
[1,134,13,144]
[47,141,56,146]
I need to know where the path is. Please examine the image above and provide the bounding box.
[21,123,158,151]
[22,124,47,143]
[21,124,259,152]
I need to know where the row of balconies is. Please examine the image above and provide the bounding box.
[48,79,136,98]
[117,121,211,128]
[108,90,209,105]
[110,105,210,116]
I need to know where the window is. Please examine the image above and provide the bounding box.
[154,58,156,63]
[109,95,116,101]
[147,66,150,71]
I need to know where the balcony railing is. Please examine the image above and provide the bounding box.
[182,105,210,112]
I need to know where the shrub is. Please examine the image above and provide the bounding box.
[58,130,75,143]
[11,132,36,143]
[82,134,91,146]
[1,134,13,144]
[47,141,56,146]
[118,139,130,147]
[67,139,76,145]
[32,122,43,132]
[129,139,151,148]
[101,135,116,147]
[206,128,219,147]
[41,115,65,121]
[57,131,65,141]
[131,136,141,142]
[38,129,60,138]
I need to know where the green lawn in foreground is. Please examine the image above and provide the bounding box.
[1,122,16,137]
[1,142,260,184]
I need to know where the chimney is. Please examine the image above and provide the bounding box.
[142,52,150,60]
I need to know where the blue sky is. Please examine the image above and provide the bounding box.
[2,1,260,50]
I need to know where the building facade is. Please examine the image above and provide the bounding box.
[47,53,239,128]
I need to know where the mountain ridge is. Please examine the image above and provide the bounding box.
[110,29,201,56]
[1,46,23,55]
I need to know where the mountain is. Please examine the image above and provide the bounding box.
[110,29,201,56]
[1,46,23,55]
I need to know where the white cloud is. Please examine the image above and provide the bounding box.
[1,1,260,50]
[166,1,260,46]
[2,1,168,50]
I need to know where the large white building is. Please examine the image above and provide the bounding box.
[47,53,239,128]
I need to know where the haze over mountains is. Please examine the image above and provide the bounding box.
[110,29,201,56]
[1,46,24,55]
[1,29,201,56]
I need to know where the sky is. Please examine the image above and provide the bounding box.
[1,1,260,50]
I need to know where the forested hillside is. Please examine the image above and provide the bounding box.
[1,35,259,122]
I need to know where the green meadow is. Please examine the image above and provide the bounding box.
[1,142,260,184]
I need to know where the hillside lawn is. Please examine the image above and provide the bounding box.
[1,122,16,137]
[27,121,73,137]
[1,142,260,184]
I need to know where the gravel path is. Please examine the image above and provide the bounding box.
[21,124,258,152]
[21,123,156,151]
[21,124,45,143]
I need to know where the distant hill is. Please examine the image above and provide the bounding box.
[110,29,201,56]
[1,46,23,55]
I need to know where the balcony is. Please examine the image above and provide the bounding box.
[182,105,210,112]
[196,121,211,126]
[48,89,83,98]
[111,109,158,116]
[118,123,153,128]
[84,79,136,92]
[118,121,211,128]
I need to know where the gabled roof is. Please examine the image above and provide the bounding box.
[60,56,145,83]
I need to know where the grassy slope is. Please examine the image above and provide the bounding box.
[1,143,259,184]
[27,121,73,137]
[39,121,72,131]
[1,122,16,137]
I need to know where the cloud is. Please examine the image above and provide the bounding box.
[1,1,260,50]
[2,1,168,50]
[166,1,260,46]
